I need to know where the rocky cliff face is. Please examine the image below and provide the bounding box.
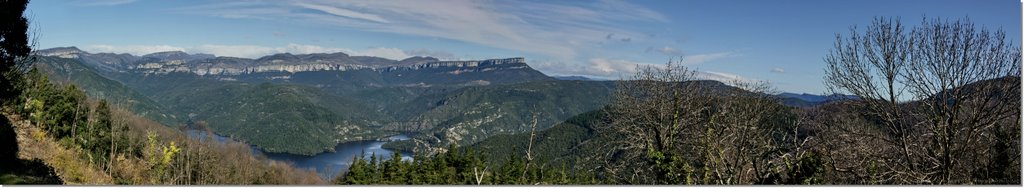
[38,47,532,77]
[135,57,527,76]
[34,47,85,59]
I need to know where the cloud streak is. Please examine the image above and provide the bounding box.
[534,57,752,84]
[294,2,390,23]
[643,48,738,65]
[646,46,684,56]
[533,58,652,79]
[681,52,737,65]
[699,71,753,83]
[175,0,667,59]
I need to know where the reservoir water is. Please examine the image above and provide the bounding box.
[185,130,413,179]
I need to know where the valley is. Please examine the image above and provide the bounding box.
[31,47,623,156]
[6,1,1019,184]
[26,46,931,184]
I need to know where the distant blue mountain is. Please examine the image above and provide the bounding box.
[142,51,215,62]
[776,92,858,107]
[553,75,593,81]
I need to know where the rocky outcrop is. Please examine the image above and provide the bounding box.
[34,47,85,59]
[37,47,532,77]
[383,57,526,72]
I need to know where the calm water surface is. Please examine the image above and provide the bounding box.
[185,130,412,179]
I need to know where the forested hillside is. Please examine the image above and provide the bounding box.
[150,81,394,155]
[4,0,1021,185]
[29,44,634,156]
[0,1,325,183]
[382,80,615,152]
[469,109,610,167]
[35,50,583,155]
[3,68,325,184]
[33,56,179,125]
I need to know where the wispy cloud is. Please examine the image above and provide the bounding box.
[82,44,422,60]
[355,47,409,60]
[84,45,185,55]
[588,58,651,76]
[644,48,738,65]
[190,44,341,58]
[534,57,750,84]
[699,71,753,83]
[293,2,390,23]
[770,68,785,73]
[681,52,737,65]
[533,58,653,79]
[646,46,684,56]
[174,0,667,59]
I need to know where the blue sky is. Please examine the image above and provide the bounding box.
[26,0,1021,94]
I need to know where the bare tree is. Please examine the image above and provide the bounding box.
[521,113,538,183]
[600,59,706,184]
[822,16,1021,184]
[903,17,1021,184]
[696,80,796,184]
[599,59,803,184]
[823,17,924,183]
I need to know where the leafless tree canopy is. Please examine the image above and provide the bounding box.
[600,59,810,184]
[601,60,705,184]
[594,16,1019,185]
[821,16,1021,184]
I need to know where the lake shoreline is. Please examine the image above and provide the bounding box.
[184,128,413,179]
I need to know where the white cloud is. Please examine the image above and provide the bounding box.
[193,44,351,58]
[82,44,417,60]
[771,68,785,73]
[533,58,647,79]
[191,44,279,58]
[175,0,667,59]
[641,49,735,64]
[589,58,650,75]
[294,2,390,23]
[699,71,753,83]
[356,48,409,60]
[681,52,736,65]
[83,45,186,55]
[533,57,755,85]
[647,46,683,56]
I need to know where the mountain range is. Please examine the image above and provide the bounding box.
[33,46,836,155]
